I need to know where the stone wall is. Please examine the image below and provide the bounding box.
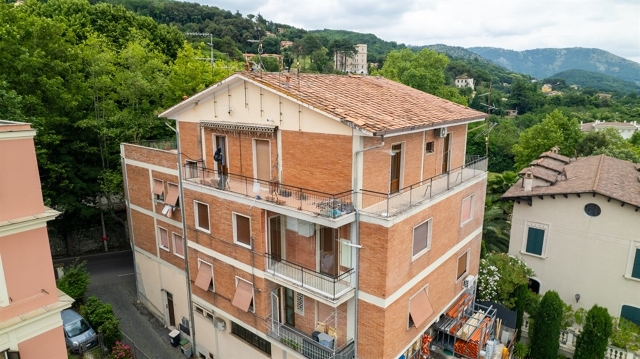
[49,214,130,257]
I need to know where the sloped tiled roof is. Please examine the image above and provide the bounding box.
[504,154,640,208]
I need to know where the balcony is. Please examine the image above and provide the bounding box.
[267,320,355,359]
[183,165,354,219]
[360,157,487,217]
[265,254,355,302]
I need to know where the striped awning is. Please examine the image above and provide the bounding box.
[200,122,276,134]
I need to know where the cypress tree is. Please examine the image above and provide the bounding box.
[574,305,613,359]
[529,291,563,359]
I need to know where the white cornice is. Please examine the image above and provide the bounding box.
[0,208,60,237]
[0,130,36,141]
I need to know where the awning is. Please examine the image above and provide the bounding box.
[232,279,254,312]
[194,263,212,291]
[410,289,434,328]
[153,180,164,195]
[200,122,275,134]
[165,184,179,206]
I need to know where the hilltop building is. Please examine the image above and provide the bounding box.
[454,75,475,91]
[121,72,488,359]
[580,120,639,140]
[334,44,368,75]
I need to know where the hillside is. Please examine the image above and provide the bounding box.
[546,69,640,94]
[309,29,406,63]
[467,47,640,85]
[414,44,489,62]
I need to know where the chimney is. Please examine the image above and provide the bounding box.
[551,146,559,154]
[523,170,534,192]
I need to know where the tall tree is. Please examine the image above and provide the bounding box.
[574,305,613,359]
[530,291,564,359]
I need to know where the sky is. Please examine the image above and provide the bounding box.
[191,0,640,63]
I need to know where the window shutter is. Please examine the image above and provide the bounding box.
[413,222,429,256]
[632,249,640,279]
[236,215,251,245]
[526,227,544,255]
[197,203,209,231]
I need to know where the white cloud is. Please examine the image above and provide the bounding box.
[191,0,640,63]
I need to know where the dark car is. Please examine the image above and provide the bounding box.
[62,309,98,353]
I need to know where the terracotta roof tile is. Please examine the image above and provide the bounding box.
[242,72,486,135]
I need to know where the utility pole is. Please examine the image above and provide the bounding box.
[186,32,215,79]
[485,82,492,157]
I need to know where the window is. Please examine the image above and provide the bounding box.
[1,350,20,359]
[165,183,180,208]
[630,248,640,280]
[584,203,601,217]
[425,141,435,153]
[461,194,474,225]
[153,179,164,202]
[231,321,271,355]
[194,304,215,322]
[195,260,214,292]
[457,251,469,281]
[173,233,184,258]
[412,219,432,260]
[408,285,433,329]
[295,292,304,315]
[621,305,640,327]
[232,277,254,313]
[524,225,546,256]
[233,213,251,248]
[195,201,210,232]
[158,227,169,251]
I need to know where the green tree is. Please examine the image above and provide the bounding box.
[513,110,582,170]
[56,260,90,303]
[377,48,467,105]
[81,296,122,348]
[477,253,534,309]
[530,291,564,359]
[577,128,639,162]
[574,305,613,359]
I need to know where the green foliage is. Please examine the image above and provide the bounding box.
[574,305,613,359]
[56,260,90,302]
[546,69,640,94]
[81,296,122,349]
[561,302,575,330]
[610,318,640,351]
[377,48,467,105]
[513,110,582,170]
[577,128,639,162]
[477,253,534,309]
[574,308,587,326]
[512,341,529,359]
[480,171,517,256]
[530,291,564,359]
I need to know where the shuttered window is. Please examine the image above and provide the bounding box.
[632,249,640,279]
[195,201,210,232]
[621,305,640,327]
[526,227,545,256]
[412,220,431,258]
[457,251,468,280]
[234,214,251,248]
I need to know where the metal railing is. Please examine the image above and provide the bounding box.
[184,165,354,218]
[133,139,177,151]
[267,320,355,359]
[359,157,488,217]
[266,253,355,301]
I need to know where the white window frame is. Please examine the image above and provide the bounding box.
[197,259,215,292]
[252,138,271,182]
[233,213,252,249]
[624,242,640,281]
[456,250,470,282]
[172,232,184,258]
[193,303,215,322]
[158,226,169,251]
[295,292,304,315]
[412,218,433,261]
[235,276,255,313]
[460,194,475,226]
[408,284,429,329]
[153,179,165,203]
[521,221,549,258]
[194,200,210,233]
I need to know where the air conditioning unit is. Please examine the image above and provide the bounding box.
[435,127,448,138]
[213,317,226,331]
[463,275,476,290]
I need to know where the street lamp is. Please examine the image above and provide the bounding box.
[185,32,215,79]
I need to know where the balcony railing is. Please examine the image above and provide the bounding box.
[184,165,354,219]
[266,254,355,301]
[267,320,355,359]
[132,139,177,151]
[360,157,488,217]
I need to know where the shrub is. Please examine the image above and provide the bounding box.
[81,296,122,349]
[574,305,613,359]
[56,259,90,303]
[611,317,640,351]
[530,291,563,359]
[111,341,133,359]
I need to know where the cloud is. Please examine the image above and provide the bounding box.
[188,0,640,63]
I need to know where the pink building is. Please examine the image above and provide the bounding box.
[0,121,73,358]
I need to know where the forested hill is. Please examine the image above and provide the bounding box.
[546,70,640,94]
[309,29,406,64]
[467,47,640,85]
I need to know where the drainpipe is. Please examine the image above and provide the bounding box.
[165,122,197,352]
[352,135,384,359]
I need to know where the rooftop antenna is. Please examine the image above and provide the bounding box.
[185,32,215,80]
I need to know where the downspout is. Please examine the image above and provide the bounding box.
[352,135,384,358]
[166,122,197,352]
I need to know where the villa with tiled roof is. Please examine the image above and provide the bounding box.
[503,147,640,326]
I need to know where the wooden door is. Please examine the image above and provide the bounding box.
[320,228,338,277]
[215,136,228,175]
[269,216,282,261]
[167,291,175,327]
[390,144,402,193]
[284,288,295,327]
[441,133,451,173]
[255,139,270,181]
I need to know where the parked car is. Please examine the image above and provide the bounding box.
[62,309,98,353]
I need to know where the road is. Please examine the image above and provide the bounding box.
[55,251,184,359]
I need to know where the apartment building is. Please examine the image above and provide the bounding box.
[0,120,73,358]
[121,72,488,359]
[504,149,640,324]
[334,44,368,75]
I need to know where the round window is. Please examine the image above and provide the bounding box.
[584,203,601,217]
